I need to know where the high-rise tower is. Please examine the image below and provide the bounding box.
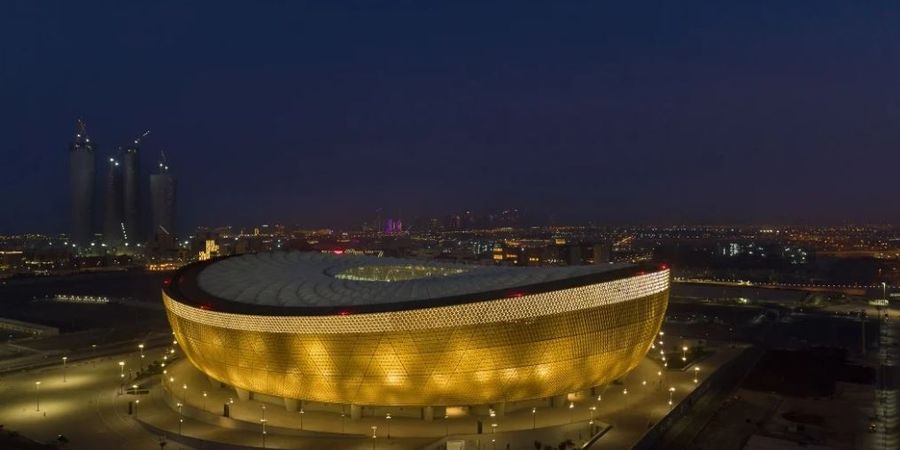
[103,153,124,246]
[121,130,148,244]
[150,151,176,242]
[69,119,95,246]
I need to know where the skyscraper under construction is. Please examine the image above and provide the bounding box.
[69,120,95,247]
[103,153,124,245]
[150,151,176,243]
[121,131,148,244]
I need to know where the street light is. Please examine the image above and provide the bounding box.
[182,384,187,403]
[177,402,183,435]
[371,425,377,450]
[682,346,688,362]
[135,399,140,418]
[138,344,145,370]
[668,387,676,408]
[35,381,41,411]
[386,412,392,438]
[202,391,207,411]
[694,366,700,383]
[299,408,304,430]
[568,402,574,423]
[531,407,536,430]
[62,356,68,383]
[118,360,125,378]
[261,405,267,448]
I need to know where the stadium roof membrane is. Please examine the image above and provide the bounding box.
[182,251,637,313]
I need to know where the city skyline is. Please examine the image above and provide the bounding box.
[5,2,900,233]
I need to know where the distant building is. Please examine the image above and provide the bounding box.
[150,152,176,243]
[198,239,219,261]
[592,242,612,264]
[103,154,124,245]
[384,218,403,234]
[121,141,141,244]
[69,120,95,246]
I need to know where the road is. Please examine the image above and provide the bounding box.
[0,348,193,450]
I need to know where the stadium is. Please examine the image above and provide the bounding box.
[162,251,669,414]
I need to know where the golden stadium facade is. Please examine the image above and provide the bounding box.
[163,251,669,408]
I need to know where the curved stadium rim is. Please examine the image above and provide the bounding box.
[163,252,670,317]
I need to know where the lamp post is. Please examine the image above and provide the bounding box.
[568,402,574,423]
[668,387,676,409]
[682,346,688,362]
[386,412,392,438]
[202,391,207,411]
[118,360,125,378]
[135,399,140,418]
[91,344,97,366]
[182,384,187,403]
[177,402,183,435]
[531,407,536,430]
[35,381,41,411]
[299,408,304,430]
[138,344,145,370]
[445,414,450,436]
[371,425,377,450]
[62,356,68,383]
[260,405,267,448]
[693,366,700,383]
[491,423,498,450]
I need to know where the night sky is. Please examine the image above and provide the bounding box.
[3,2,900,233]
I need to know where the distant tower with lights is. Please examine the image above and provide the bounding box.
[121,130,148,245]
[149,150,177,244]
[69,119,96,247]
[103,152,124,246]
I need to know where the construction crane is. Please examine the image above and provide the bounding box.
[158,150,169,173]
[133,129,151,145]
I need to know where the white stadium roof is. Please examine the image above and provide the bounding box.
[195,251,632,308]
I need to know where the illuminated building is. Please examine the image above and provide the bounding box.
[69,119,95,246]
[164,252,669,416]
[198,239,219,261]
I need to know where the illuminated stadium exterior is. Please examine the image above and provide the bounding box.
[163,251,669,412]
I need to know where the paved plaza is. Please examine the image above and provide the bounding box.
[0,340,742,449]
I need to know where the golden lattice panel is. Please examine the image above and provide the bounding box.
[165,269,669,406]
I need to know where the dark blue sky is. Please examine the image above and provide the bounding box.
[3,1,900,232]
